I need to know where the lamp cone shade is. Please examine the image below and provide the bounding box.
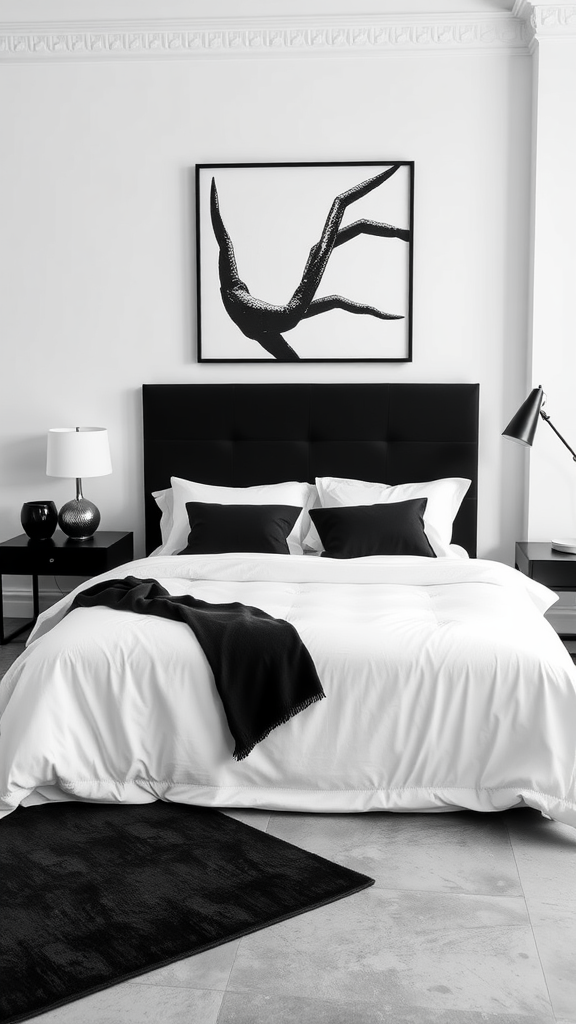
[502,387,544,447]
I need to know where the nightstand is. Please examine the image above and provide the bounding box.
[515,541,576,643]
[0,530,134,644]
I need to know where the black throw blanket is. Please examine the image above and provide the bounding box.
[69,576,325,761]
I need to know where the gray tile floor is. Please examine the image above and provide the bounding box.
[2,633,576,1024]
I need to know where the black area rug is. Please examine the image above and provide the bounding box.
[1,802,374,1024]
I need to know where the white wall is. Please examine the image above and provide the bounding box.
[527,34,576,543]
[0,3,534,609]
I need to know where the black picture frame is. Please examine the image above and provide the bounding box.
[196,161,414,363]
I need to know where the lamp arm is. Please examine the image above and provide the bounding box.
[540,410,576,462]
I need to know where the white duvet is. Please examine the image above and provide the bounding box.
[1,554,575,827]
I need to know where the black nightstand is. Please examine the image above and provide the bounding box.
[515,541,576,643]
[0,530,134,644]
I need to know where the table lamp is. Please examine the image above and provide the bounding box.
[46,427,112,540]
[503,386,576,554]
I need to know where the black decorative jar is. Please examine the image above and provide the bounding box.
[21,500,58,541]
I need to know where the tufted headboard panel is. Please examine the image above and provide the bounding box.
[142,383,479,556]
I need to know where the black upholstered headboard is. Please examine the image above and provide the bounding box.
[142,383,479,556]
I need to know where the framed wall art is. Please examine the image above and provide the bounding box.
[195,161,414,363]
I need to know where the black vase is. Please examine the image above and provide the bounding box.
[21,501,58,541]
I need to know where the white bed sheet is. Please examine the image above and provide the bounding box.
[1,553,575,827]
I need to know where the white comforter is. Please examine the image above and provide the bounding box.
[1,554,575,827]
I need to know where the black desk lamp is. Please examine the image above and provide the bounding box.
[503,385,576,554]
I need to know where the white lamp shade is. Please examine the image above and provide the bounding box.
[46,427,112,479]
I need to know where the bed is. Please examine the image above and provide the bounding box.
[1,383,575,827]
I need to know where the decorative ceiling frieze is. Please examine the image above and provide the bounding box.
[0,13,531,63]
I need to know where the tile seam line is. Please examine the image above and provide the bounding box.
[506,816,557,1020]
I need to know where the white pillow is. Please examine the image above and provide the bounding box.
[152,487,174,551]
[312,476,471,557]
[154,478,317,556]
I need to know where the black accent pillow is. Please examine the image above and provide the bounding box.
[309,499,436,558]
[178,502,302,555]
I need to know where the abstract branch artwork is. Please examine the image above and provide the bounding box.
[196,162,414,363]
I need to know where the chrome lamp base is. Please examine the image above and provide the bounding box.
[58,478,101,540]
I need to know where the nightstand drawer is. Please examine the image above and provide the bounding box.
[0,532,134,577]
[0,546,108,575]
[525,561,576,589]
[0,546,62,574]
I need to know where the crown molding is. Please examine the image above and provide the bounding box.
[530,4,576,33]
[0,13,530,63]
[513,1,576,49]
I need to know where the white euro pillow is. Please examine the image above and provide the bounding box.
[312,476,471,557]
[153,477,317,556]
